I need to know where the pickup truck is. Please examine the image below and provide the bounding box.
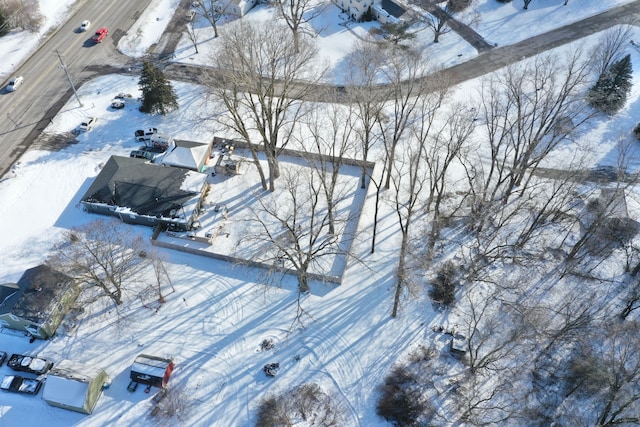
[7,354,53,375]
[0,375,43,395]
[92,27,108,43]
[130,146,166,161]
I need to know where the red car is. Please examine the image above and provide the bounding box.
[92,27,108,43]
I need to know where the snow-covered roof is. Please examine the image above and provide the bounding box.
[160,140,211,171]
[48,359,106,382]
[43,375,90,407]
[131,354,172,378]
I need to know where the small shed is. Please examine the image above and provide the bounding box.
[449,334,467,358]
[43,360,109,414]
[130,354,175,388]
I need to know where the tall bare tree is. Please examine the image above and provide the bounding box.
[47,219,153,306]
[560,321,640,426]
[208,21,323,191]
[184,19,199,54]
[190,0,228,38]
[344,38,387,189]
[422,102,474,256]
[302,102,356,235]
[378,46,429,190]
[466,51,592,232]
[272,0,326,53]
[589,25,633,79]
[244,167,351,293]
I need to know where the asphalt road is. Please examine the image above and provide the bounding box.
[0,0,151,179]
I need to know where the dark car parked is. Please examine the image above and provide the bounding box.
[0,375,43,395]
[0,351,7,367]
[7,354,53,375]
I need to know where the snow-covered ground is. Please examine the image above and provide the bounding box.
[1,0,639,426]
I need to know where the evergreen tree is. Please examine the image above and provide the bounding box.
[587,54,633,114]
[377,21,416,45]
[138,60,179,115]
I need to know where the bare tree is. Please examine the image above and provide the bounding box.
[301,102,356,235]
[523,0,533,10]
[589,25,633,79]
[344,38,386,189]
[422,103,475,257]
[190,0,228,38]
[378,46,430,190]
[47,219,154,306]
[184,19,199,54]
[424,4,452,43]
[466,52,592,233]
[272,0,326,53]
[560,321,640,426]
[208,21,323,191]
[244,166,350,293]
[1,0,43,32]
[459,288,526,374]
[390,118,430,317]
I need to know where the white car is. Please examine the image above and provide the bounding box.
[79,117,97,132]
[6,76,24,92]
[80,20,91,32]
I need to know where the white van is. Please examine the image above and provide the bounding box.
[149,134,174,148]
[134,128,159,142]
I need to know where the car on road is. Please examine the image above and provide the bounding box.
[79,117,97,132]
[6,76,24,92]
[7,354,53,375]
[0,375,43,395]
[91,27,108,43]
[79,20,91,32]
[0,351,6,366]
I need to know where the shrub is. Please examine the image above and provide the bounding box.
[151,387,190,422]
[376,366,427,426]
[633,122,640,140]
[429,261,457,306]
[255,394,291,427]
[447,0,472,12]
[255,383,342,427]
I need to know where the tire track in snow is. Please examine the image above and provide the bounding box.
[297,321,366,427]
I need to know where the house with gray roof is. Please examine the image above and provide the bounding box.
[80,156,208,231]
[0,265,79,339]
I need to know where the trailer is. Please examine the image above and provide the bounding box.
[129,354,175,392]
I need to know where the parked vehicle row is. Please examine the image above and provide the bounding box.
[134,128,174,149]
[0,353,53,396]
[7,353,54,375]
[1,375,43,395]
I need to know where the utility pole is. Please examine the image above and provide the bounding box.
[54,49,82,107]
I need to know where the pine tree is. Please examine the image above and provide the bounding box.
[138,60,179,115]
[587,54,633,114]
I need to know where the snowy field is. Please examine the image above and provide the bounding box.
[1,0,639,426]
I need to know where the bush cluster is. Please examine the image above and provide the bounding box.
[429,261,458,306]
[376,366,428,426]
